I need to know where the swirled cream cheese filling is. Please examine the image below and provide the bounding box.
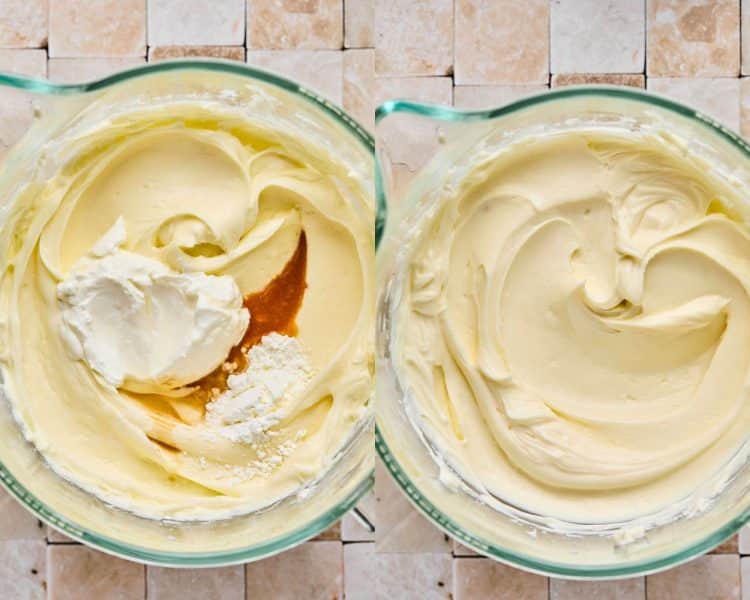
[0,103,373,520]
[394,129,750,523]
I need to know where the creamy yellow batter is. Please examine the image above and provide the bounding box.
[0,103,373,520]
[394,129,750,523]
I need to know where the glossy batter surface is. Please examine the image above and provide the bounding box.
[394,130,750,522]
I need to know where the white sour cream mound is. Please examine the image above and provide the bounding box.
[58,217,249,394]
[0,104,373,520]
[394,130,750,523]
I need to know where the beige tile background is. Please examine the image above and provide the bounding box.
[0,1,749,599]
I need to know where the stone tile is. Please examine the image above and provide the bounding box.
[646,554,739,600]
[247,50,343,105]
[551,0,644,74]
[342,492,376,542]
[375,0,452,77]
[46,527,77,543]
[647,0,740,76]
[0,49,46,154]
[47,58,146,83]
[0,540,46,600]
[452,539,479,557]
[742,557,750,599]
[0,0,47,48]
[550,577,645,600]
[344,543,374,600]
[453,85,548,109]
[453,558,548,600]
[551,73,645,88]
[246,541,342,599]
[647,77,741,132]
[147,566,243,600]
[345,0,373,48]
[740,523,750,554]
[743,0,750,75]
[147,0,244,46]
[49,0,146,58]
[740,78,750,140]
[343,49,374,131]
[148,46,245,62]
[710,533,739,554]
[374,76,453,107]
[375,553,452,600]
[313,520,341,541]
[454,0,549,85]
[0,486,46,541]
[47,545,145,600]
[374,458,451,553]
[247,0,343,50]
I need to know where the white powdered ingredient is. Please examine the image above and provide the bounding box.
[204,333,312,445]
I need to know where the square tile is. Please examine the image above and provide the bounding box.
[453,558,547,600]
[739,523,750,554]
[345,0,373,48]
[453,85,548,109]
[0,540,46,600]
[147,566,244,600]
[647,77,741,132]
[455,0,549,85]
[47,545,145,600]
[147,0,244,46]
[247,0,343,50]
[344,543,374,600]
[374,458,452,553]
[743,0,750,75]
[0,0,47,48]
[48,58,146,83]
[247,50,343,105]
[550,577,645,600]
[551,73,645,88]
[0,486,46,541]
[246,541,342,599]
[49,0,146,58]
[646,554,739,600]
[742,557,750,599]
[148,46,245,62]
[551,0,644,74]
[647,0,740,76]
[0,48,46,76]
[375,554,452,600]
[343,49,374,132]
[375,0,452,77]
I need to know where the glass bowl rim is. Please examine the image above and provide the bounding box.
[0,58,375,567]
[374,84,750,578]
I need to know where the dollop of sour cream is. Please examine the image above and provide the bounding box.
[57,217,249,394]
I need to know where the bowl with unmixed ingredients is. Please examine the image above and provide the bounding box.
[0,60,373,565]
[376,86,750,578]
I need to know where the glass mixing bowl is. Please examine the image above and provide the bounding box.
[0,60,373,566]
[375,86,750,578]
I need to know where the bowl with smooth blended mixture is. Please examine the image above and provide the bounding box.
[376,87,750,577]
[0,61,373,564]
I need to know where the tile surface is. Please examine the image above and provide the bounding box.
[47,545,145,600]
[551,73,645,87]
[342,491,376,542]
[344,543,374,600]
[49,0,146,58]
[0,0,48,48]
[247,50,343,104]
[550,577,645,600]
[0,488,46,541]
[0,541,46,600]
[375,0,452,77]
[453,558,548,600]
[247,0,343,50]
[148,46,245,61]
[246,541,342,599]
[647,0,740,76]
[343,49,375,131]
[345,0,373,48]
[147,0,245,46]
[551,0,645,74]
[454,0,549,84]
[453,84,548,109]
[47,57,146,82]
[646,554,740,600]
[147,566,244,600]
[375,554,452,600]
[647,77,741,131]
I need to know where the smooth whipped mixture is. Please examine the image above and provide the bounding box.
[0,103,373,520]
[393,129,750,523]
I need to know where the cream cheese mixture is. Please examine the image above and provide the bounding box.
[0,103,373,520]
[394,129,750,523]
